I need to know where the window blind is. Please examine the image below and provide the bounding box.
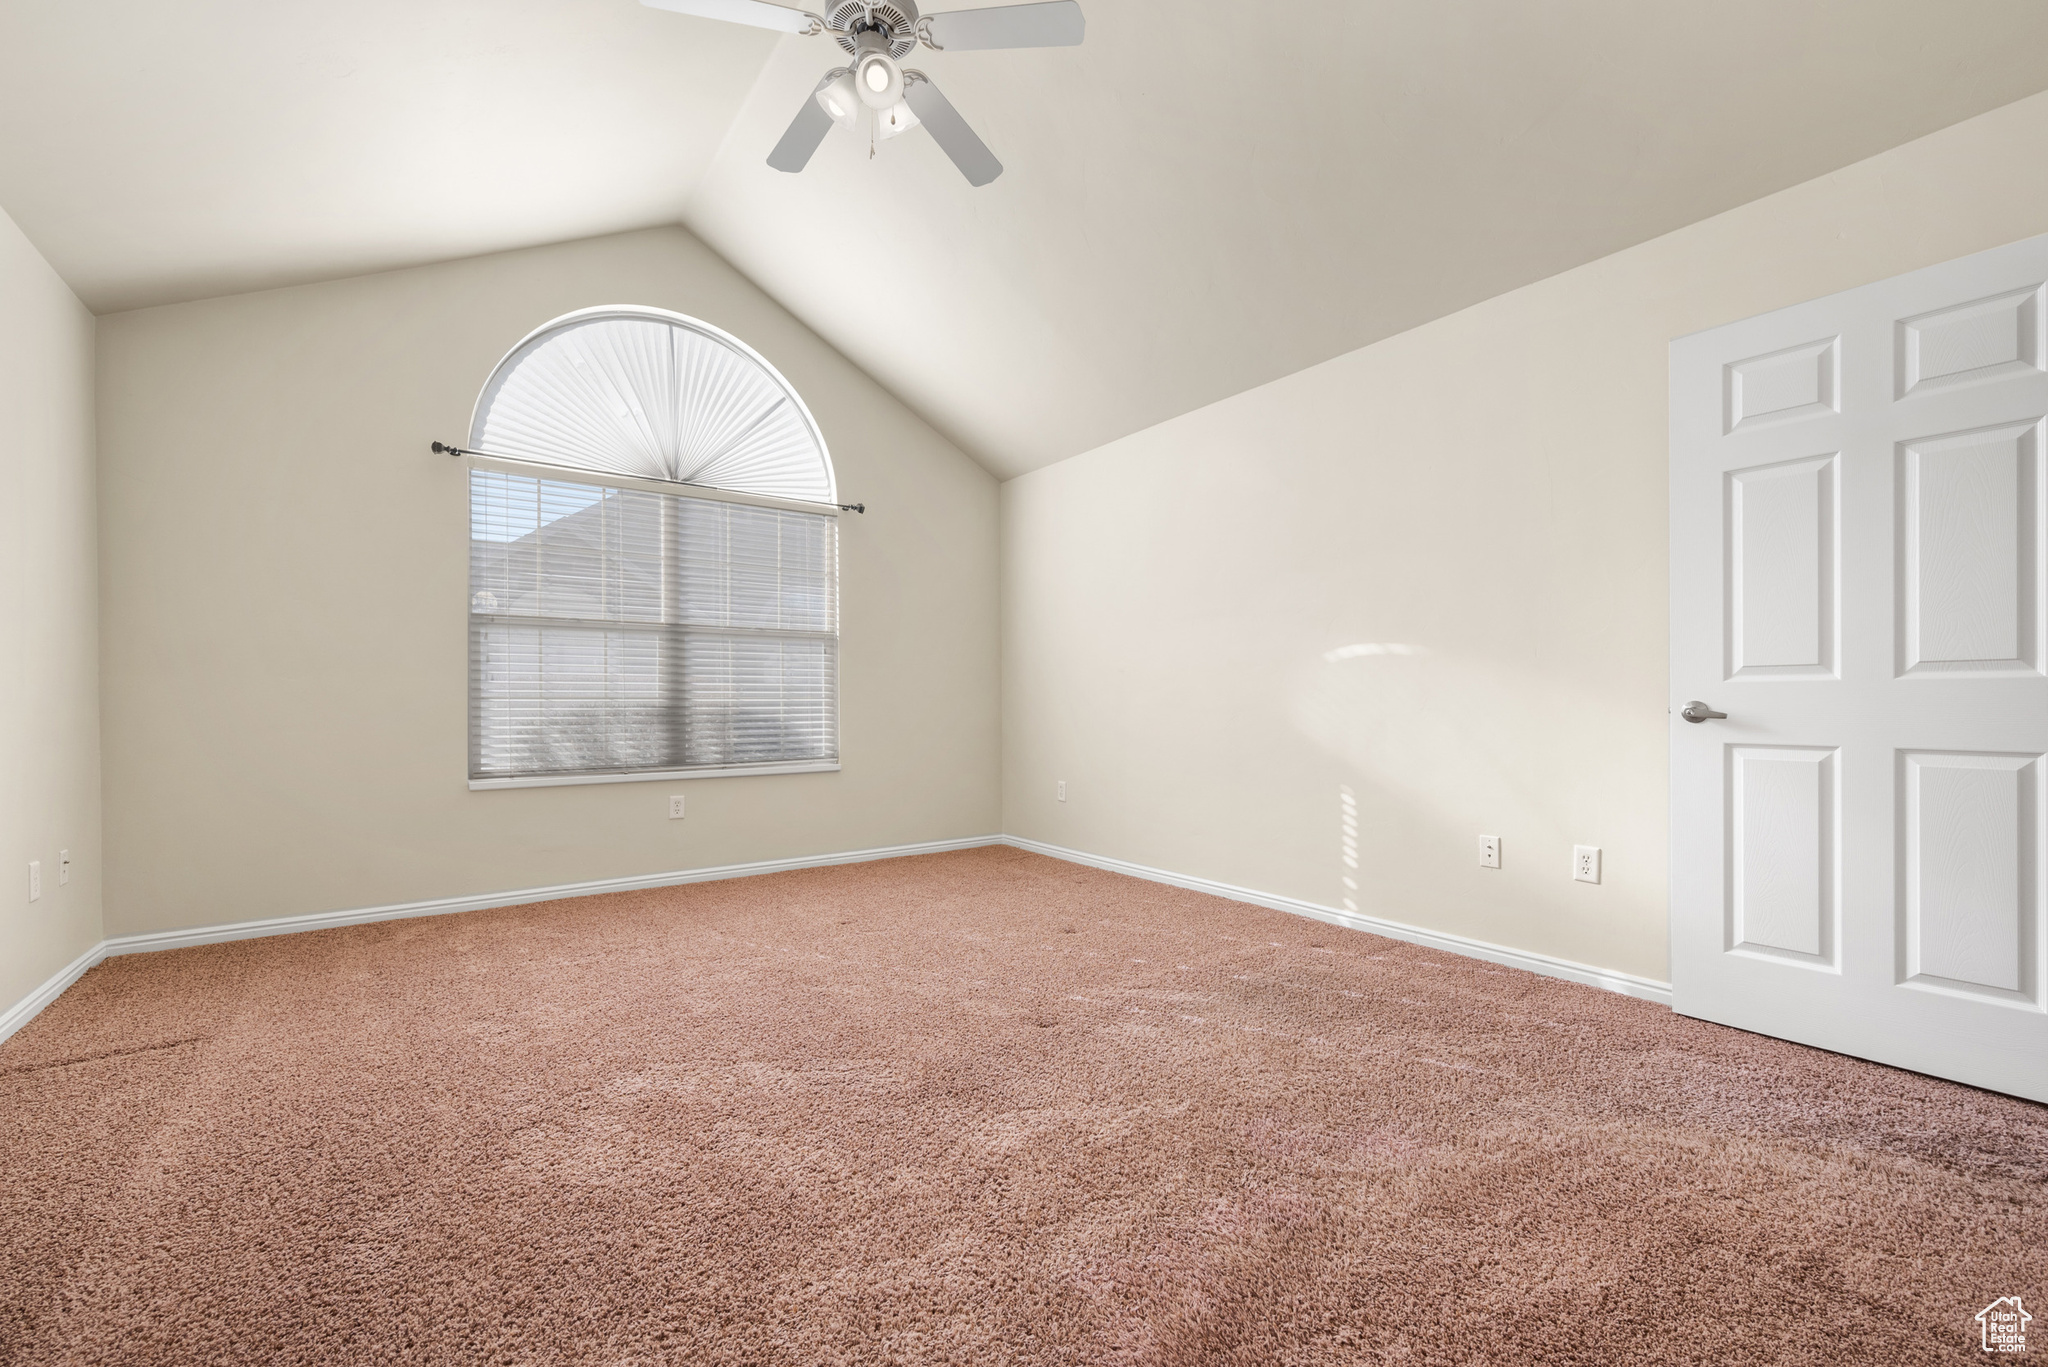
[468,469,838,781]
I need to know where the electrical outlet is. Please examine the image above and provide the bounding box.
[28,861,41,903]
[59,850,70,886]
[1573,845,1601,884]
[668,795,686,820]
[1057,781,1067,803]
[1478,835,1500,869]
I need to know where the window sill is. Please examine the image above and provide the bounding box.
[470,760,841,790]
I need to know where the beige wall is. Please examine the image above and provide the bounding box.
[0,204,102,1009]
[1002,89,2048,985]
[97,226,998,938]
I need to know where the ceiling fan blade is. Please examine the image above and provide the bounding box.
[921,1,1083,50]
[902,76,1002,186]
[640,0,818,35]
[767,73,841,173]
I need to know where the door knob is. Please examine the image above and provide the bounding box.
[1681,700,1728,723]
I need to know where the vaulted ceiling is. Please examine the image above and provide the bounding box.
[0,0,774,309]
[6,1,2048,477]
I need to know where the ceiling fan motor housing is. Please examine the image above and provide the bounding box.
[832,2,920,59]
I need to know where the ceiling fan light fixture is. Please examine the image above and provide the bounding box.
[877,98,921,140]
[851,27,904,110]
[814,70,861,129]
[855,53,903,108]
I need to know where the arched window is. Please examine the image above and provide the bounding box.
[465,307,840,788]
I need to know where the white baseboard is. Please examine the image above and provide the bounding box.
[0,940,110,1048]
[1,829,1668,1047]
[0,837,1002,1042]
[102,835,1007,957]
[1002,836,1674,1007]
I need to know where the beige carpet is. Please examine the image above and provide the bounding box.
[2,846,2042,1364]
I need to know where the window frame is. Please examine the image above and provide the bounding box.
[459,304,844,792]
[466,463,842,790]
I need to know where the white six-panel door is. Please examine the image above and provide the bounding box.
[1671,233,2048,1103]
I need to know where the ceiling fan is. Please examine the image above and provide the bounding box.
[641,0,1084,186]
